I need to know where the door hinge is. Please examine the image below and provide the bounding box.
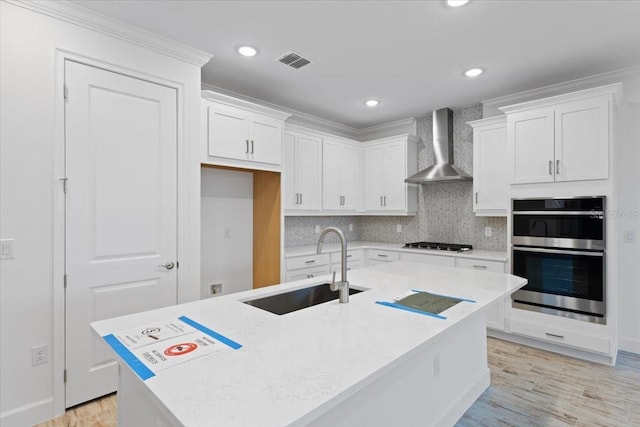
[63,369,67,383]
[60,178,68,193]
[63,274,67,289]
[63,84,68,102]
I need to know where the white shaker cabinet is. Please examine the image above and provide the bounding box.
[468,115,508,216]
[363,136,418,214]
[501,83,622,185]
[202,91,290,171]
[284,131,322,212]
[323,138,361,212]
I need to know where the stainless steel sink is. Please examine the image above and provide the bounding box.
[243,283,365,315]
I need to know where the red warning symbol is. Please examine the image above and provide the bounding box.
[164,343,198,357]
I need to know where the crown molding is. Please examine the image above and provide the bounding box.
[466,115,506,128]
[355,117,417,141]
[484,66,640,112]
[7,0,213,67]
[201,90,292,120]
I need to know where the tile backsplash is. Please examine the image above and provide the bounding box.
[285,104,507,252]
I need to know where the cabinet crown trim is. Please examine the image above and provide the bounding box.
[202,90,292,120]
[499,83,623,115]
[467,115,507,128]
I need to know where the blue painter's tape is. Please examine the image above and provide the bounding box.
[178,316,242,350]
[375,301,447,320]
[410,289,476,303]
[103,334,155,381]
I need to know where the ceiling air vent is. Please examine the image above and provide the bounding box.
[277,51,311,69]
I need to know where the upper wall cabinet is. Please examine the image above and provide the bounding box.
[322,138,361,212]
[284,130,323,213]
[202,91,290,171]
[500,83,623,185]
[363,135,418,215]
[468,116,508,217]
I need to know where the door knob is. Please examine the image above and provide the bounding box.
[159,262,175,270]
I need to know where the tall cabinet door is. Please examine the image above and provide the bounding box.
[283,132,297,210]
[509,108,555,184]
[364,145,385,210]
[64,61,178,407]
[341,144,360,211]
[554,97,609,182]
[322,139,342,210]
[296,133,322,211]
[383,141,406,210]
[473,119,507,214]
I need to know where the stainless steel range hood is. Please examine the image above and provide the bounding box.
[405,108,472,183]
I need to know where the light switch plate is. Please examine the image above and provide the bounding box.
[624,231,636,243]
[396,224,402,233]
[484,227,492,237]
[0,239,15,259]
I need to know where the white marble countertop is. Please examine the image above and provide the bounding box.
[285,241,509,262]
[92,262,525,426]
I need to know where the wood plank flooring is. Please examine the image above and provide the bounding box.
[35,337,640,427]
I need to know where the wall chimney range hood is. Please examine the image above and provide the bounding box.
[405,108,472,183]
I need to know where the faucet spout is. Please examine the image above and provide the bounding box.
[316,227,349,303]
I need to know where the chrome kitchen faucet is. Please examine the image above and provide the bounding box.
[316,227,349,303]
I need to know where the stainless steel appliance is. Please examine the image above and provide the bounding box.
[403,242,472,252]
[511,196,606,324]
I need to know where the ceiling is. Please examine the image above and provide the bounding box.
[71,0,640,129]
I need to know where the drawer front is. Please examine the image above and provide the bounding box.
[456,258,505,273]
[330,249,363,264]
[286,254,331,271]
[368,249,399,262]
[509,318,610,354]
[284,265,331,282]
[400,252,455,267]
[331,261,361,273]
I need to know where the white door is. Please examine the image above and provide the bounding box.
[474,122,508,213]
[509,108,555,184]
[249,115,282,165]
[322,139,342,210]
[64,61,178,407]
[341,144,360,211]
[296,133,322,211]
[383,141,406,210]
[207,102,249,160]
[364,145,385,211]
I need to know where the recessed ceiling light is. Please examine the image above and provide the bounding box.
[464,68,483,77]
[364,99,380,107]
[447,0,470,7]
[238,46,257,57]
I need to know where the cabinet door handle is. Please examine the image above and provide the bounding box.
[304,260,315,264]
[383,196,387,206]
[309,274,314,278]
[346,254,352,258]
[545,332,564,339]
[548,160,553,175]
[377,254,388,258]
[251,140,254,154]
[300,193,303,204]
[556,160,560,175]
[475,192,478,204]
[472,265,487,269]
[246,139,250,154]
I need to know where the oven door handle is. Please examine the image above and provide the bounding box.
[513,246,604,257]
[512,211,604,216]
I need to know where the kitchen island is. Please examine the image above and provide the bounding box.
[91,261,526,426]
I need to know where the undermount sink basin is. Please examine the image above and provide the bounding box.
[243,283,365,315]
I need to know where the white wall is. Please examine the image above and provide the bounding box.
[0,2,207,425]
[201,168,254,297]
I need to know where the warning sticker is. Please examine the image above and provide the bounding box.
[104,316,241,378]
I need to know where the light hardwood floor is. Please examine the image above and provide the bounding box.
[36,337,640,427]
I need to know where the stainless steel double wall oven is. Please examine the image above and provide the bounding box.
[511,196,606,324]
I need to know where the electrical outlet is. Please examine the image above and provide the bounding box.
[433,353,440,377]
[315,225,321,234]
[32,345,48,366]
[224,227,231,239]
[0,239,15,260]
[396,224,402,233]
[484,226,492,237]
[624,231,636,243]
[349,223,353,232]
[210,283,222,296]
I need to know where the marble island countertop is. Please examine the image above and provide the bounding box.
[285,240,508,262]
[92,262,525,426]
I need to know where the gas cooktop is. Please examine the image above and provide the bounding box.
[403,242,473,252]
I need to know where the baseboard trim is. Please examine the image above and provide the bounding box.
[0,397,55,427]
[618,336,640,355]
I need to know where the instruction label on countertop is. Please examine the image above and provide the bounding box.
[103,316,242,380]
